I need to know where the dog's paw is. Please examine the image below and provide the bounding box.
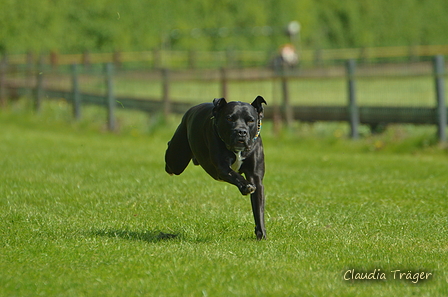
[240,184,256,195]
[255,230,267,240]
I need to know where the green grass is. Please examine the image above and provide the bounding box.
[1,102,447,296]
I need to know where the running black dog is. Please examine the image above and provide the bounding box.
[165,96,267,239]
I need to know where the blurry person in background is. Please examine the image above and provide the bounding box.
[271,43,299,72]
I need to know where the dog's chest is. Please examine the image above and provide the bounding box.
[231,151,245,172]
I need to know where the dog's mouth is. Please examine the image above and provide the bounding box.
[226,129,253,152]
[234,138,250,151]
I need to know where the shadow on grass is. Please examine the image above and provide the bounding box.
[92,229,180,243]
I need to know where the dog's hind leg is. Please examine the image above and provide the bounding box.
[165,122,192,175]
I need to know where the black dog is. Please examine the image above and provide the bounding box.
[165,96,267,240]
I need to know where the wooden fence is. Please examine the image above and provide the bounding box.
[0,56,447,142]
[3,45,448,69]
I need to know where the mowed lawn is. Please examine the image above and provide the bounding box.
[0,107,447,296]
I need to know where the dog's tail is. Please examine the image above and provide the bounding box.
[165,120,192,175]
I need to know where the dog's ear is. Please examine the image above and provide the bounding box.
[251,96,267,117]
[212,98,227,117]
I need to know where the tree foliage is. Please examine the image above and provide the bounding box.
[0,0,447,54]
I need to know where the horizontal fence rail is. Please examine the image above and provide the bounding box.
[3,45,448,69]
[0,56,446,142]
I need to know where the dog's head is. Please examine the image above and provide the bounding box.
[212,96,267,152]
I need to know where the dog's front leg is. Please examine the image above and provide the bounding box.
[216,166,256,195]
[247,175,266,240]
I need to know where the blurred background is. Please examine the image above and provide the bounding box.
[1,0,447,141]
[1,0,447,53]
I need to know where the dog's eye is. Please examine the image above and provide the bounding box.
[247,119,255,124]
[227,117,234,122]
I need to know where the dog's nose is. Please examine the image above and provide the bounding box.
[237,129,247,137]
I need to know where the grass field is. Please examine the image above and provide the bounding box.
[1,102,447,296]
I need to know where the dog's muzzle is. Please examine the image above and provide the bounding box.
[232,128,251,151]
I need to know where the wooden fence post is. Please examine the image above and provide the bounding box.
[271,75,282,136]
[0,56,6,108]
[272,84,282,136]
[50,51,59,69]
[71,64,81,120]
[26,51,34,99]
[82,51,91,70]
[280,70,293,127]
[220,67,228,99]
[113,51,122,69]
[161,68,171,117]
[188,50,196,69]
[105,63,116,131]
[226,49,236,68]
[434,55,446,143]
[346,59,359,139]
[35,57,44,113]
[153,49,161,69]
[314,49,323,66]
